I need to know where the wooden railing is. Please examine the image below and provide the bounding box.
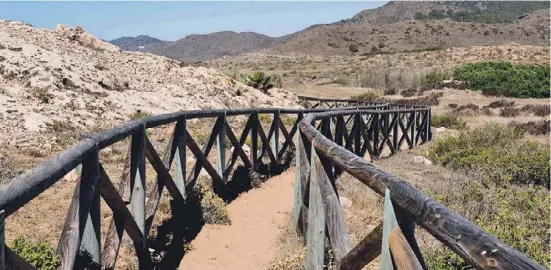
[294,108,546,270]
[0,105,389,269]
[297,96,372,109]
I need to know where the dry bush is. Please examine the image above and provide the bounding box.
[480,106,493,116]
[447,103,458,109]
[401,88,417,97]
[521,104,550,117]
[392,92,442,106]
[487,99,515,108]
[456,103,479,111]
[509,120,550,135]
[499,106,521,117]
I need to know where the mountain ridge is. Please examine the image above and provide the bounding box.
[108,1,550,62]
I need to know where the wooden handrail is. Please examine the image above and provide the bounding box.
[297,111,545,270]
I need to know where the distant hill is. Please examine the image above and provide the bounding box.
[110,35,166,51]
[109,1,550,61]
[145,31,280,62]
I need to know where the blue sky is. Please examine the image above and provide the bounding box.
[0,1,386,41]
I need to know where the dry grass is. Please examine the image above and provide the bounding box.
[499,106,521,117]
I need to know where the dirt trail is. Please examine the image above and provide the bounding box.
[179,170,296,270]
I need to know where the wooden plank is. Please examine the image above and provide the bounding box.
[278,113,300,160]
[174,119,187,198]
[144,137,185,201]
[272,111,280,162]
[306,150,325,270]
[98,165,144,245]
[395,207,428,269]
[57,148,101,270]
[224,124,253,170]
[337,222,383,270]
[292,131,303,232]
[392,112,399,153]
[313,158,350,264]
[186,116,224,187]
[216,114,227,182]
[298,114,546,270]
[225,114,254,174]
[389,228,423,270]
[102,144,134,270]
[381,189,397,270]
[256,119,277,166]
[130,129,146,235]
[354,114,361,155]
[250,113,259,170]
[185,129,225,189]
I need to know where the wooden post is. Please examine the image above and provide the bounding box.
[130,127,146,235]
[411,111,417,146]
[354,113,361,156]
[393,112,399,153]
[293,130,303,232]
[250,113,258,171]
[216,113,227,182]
[272,111,280,163]
[373,113,380,159]
[174,119,187,198]
[395,207,428,269]
[306,149,325,270]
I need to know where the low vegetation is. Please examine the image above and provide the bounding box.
[509,120,550,135]
[352,92,380,102]
[424,123,550,268]
[421,71,448,87]
[199,185,231,225]
[428,124,550,187]
[453,61,550,98]
[12,237,60,270]
[430,114,466,129]
[244,71,277,93]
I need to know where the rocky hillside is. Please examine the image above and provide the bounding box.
[0,21,298,152]
[110,1,550,61]
[110,35,167,51]
[268,1,550,56]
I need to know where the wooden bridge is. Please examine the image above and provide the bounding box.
[0,96,544,269]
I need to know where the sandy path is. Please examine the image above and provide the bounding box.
[179,170,296,270]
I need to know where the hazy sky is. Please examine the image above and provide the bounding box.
[0,1,387,41]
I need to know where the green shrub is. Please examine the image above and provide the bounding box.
[430,114,466,129]
[200,186,231,225]
[245,71,274,93]
[453,62,550,98]
[352,92,380,102]
[428,124,550,187]
[421,71,449,87]
[12,237,60,270]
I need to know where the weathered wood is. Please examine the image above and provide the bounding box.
[313,158,350,264]
[299,114,545,270]
[144,137,185,201]
[186,116,224,187]
[292,131,303,232]
[388,227,423,270]
[272,111,280,162]
[225,123,253,170]
[98,165,144,245]
[337,222,383,270]
[185,129,226,189]
[395,207,428,270]
[250,113,259,170]
[381,189,397,270]
[174,119,187,198]
[306,150,325,270]
[57,148,100,270]
[225,114,254,174]
[256,119,278,166]
[216,114,227,182]
[102,144,133,270]
[130,129,146,236]
[278,113,301,160]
